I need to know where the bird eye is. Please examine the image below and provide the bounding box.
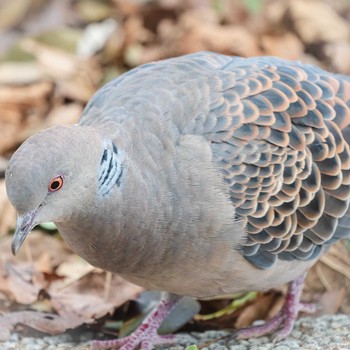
[49,176,63,192]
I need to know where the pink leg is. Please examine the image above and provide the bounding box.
[92,294,181,350]
[235,273,315,341]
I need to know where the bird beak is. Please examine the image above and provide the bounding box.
[11,210,38,255]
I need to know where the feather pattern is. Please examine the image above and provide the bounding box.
[98,140,124,197]
[81,52,350,270]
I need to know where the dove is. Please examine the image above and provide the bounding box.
[5,52,350,349]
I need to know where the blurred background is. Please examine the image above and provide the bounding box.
[1,0,350,343]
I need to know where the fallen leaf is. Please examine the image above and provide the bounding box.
[261,32,304,60]
[0,262,46,304]
[176,9,261,57]
[0,311,82,341]
[234,291,283,329]
[324,41,350,75]
[0,180,16,237]
[288,0,350,44]
[314,289,346,317]
[46,103,83,126]
[0,0,32,32]
[0,62,44,85]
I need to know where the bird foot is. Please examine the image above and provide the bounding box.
[92,294,180,350]
[92,330,174,350]
[234,273,316,342]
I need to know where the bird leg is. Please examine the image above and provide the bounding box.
[92,293,181,350]
[234,273,316,342]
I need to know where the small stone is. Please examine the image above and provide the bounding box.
[335,336,347,343]
[46,346,61,350]
[79,332,94,342]
[250,346,269,350]
[58,343,75,349]
[229,345,247,350]
[299,319,314,328]
[291,330,302,339]
[21,337,36,345]
[24,344,45,350]
[279,340,299,348]
[34,338,46,346]
[251,320,265,326]
[9,333,19,342]
[0,341,17,350]
[44,334,73,345]
[273,346,290,350]
[239,340,250,346]
[44,337,58,345]
[248,336,269,345]
[208,344,227,350]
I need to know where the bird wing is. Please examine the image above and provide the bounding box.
[191,54,350,269]
[80,52,350,269]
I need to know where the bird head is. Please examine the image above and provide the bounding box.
[5,125,102,255]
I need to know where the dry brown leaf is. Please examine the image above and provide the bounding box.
[314,263,332,291]
[0,262,47,304]
[54,256,96,291]
[45,272,143,336]
[315,289,346,317]
[19,38,101,102]
[0,203,15,238]
[0,230,143,337]
[34,252,54,275]
[288,0,350,44]
[259,0,288,28]
[1,0,350,342]
[234,292,283,329]
[325,41,350,75]
[308,242,350,314]
[0,180,16,237]
[50,271,143,321]
[175,9,261,57]
[320,244,350,280]
[0,81,53,107]
[0,0,32,32]
[0,231,143,340]
[20,38,79,79]
[46,103,83,126]
[124,15,154,46]
[0,81,53,152]
[260,32,305,60]
[0,311,83,341]
[0,232,72,276]
[0,62,45,85]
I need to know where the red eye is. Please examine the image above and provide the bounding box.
[49,176,63,192]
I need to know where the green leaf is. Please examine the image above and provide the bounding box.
[213,0,224,15]
[39,222,57,231]
[244,0,263,13]
[185,346,199,350]
[35,27,82,53]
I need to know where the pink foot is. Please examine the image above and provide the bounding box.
[92,294,181,350]
[235,273,315,342]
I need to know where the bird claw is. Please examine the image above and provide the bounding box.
[232,273,316,342]
[92,294,180,350]
[92,332,174,350]
[233,301,316,341]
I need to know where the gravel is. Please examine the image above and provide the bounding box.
[1,314,350,350]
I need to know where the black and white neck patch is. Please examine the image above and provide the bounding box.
[98,140,124,196]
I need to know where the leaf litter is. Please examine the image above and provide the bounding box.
[0,0,350,343]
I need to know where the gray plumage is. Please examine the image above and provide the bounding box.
[6,52,350,300]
